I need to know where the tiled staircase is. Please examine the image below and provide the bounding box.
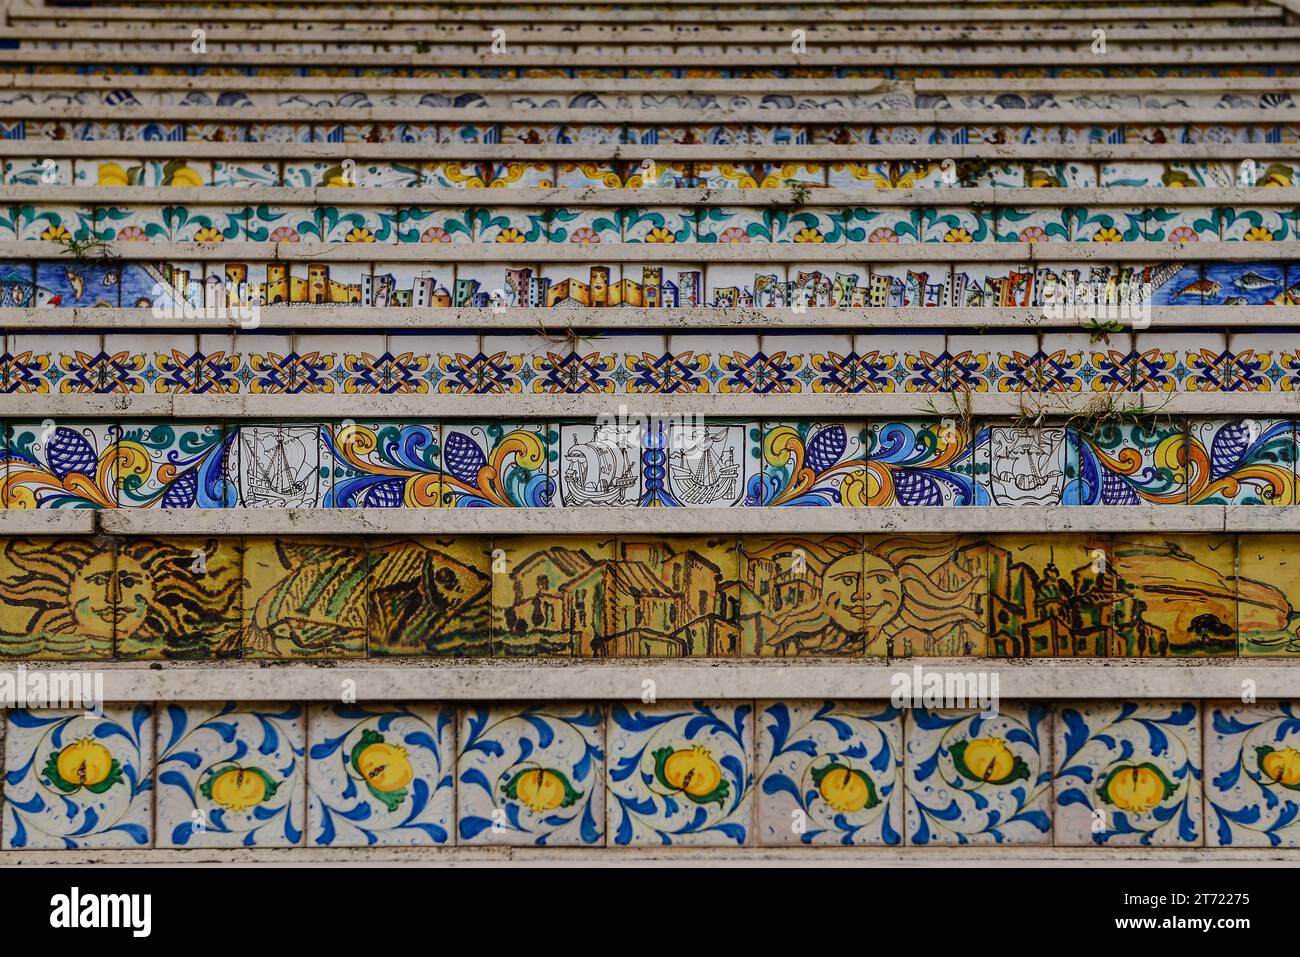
[1,0,1300,859]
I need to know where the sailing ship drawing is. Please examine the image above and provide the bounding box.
[236,427,319,508]
[669,426,741,506]
[561,425,641,505]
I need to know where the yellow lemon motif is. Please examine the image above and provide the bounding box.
[515,769,568,812]
[1100,764,1174,813]
[167,165,205,188]
[207,767,273,812]
[56,738,113,788]
[356,742,413,793]
[653,745,729,806]
[963,738,1016,782]
[813,763,877,813]
[1260,747,1300,787]
[96,163,130,187]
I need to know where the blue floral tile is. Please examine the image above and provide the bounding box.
[307,703,456,847]
[1053,701,1202,846]
[756,701,903,845]
[904,703,1053,846]
[456,704,605,846]
[1204,701,1300,847]
[155,702,306,848]
[607,701,753,846]
[2,705,154,850]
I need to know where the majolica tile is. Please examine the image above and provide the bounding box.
[457,704,605,846]
[307,703,456,846]
[230,423,330,508]
[1100,162,1165,188]
[35,260,121,308]
[1204,701,1300,847]
[904,704,1053,846]
[979,426,1078,507]
[951,263,1033,307]
[1144,206,1218,242]
[865,419,977,506]
[1111,535,1236,657]
[1069,207,1144,243]
[396,206,474,244]
[327,420,440,507]
[612,536,739,656]
[756,701,903,845]
[156,702,306,848]
[492,535,613,656]
[608,701,753,845]
[426,160,552,189]
[242,537,369,658]
[554,422,641,506]
[21,205,93,242]
[828,161,941,190]
[1053,700,1202,846]
[0,538,117,658]
[1218,207,1292,242]
[1188,419,1297,504]
[2,706,154,849]
[546,207,621,245]
[761,421,866,506]
[1237,535,1300,656]
[10,157,72,186]
[1202,261,1288,306]
[987,534,1114,657]
[475,207,548,244]
[167,206,246,243]
[788,263,868,308]
[1075,422,1188,505]
[113,537,243,659]
[740,535,866,656]
[211,159,280,187]
[866,534,989,656]
[923,206,994,244]
[4,421,119,507]
[439,421,552,507]
[995,206,1070,243]
[367,536,492,656]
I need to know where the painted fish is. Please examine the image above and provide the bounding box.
[1232,271,1280,290]
[1176,279,1221,297]
[0,274,59,307]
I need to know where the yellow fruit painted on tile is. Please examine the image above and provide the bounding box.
[202,765,279,812]
[502,767,581,812]
[166,164,205,187]
[356,741,413,793]
[951,737,1029,786]
[44,737,124,794]
[811,762,879,813]
[1097,763,1176,812]
[57,739,113,787]
[95,163,130,187]
[1258,746,1300,788]
[653,745,729,806]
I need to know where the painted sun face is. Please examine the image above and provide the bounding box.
[70,553,154,638]
[822,553,902,634]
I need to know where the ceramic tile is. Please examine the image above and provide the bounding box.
[326,420,440,507]
[1111,535,1237,657]
[35,260,121,307]
[865,535,988,656]
[307,703,456,846]
[492,536,616,657]
[1189,419,1297,504]
[155,702,306,847]
[756,701,903,845]
[740,535,866,656]
[112,537,242,659]
[987,534,1114,657]
[869,264,949,307]
[611,536,740,656]
[366,537,493,656]
[704,264,787,308]
[457,703,605,846]
[865,419,977,506]
[980,426,1079,507]
[788,263,868,308]
[438,422,552,507]
[1237,535,1300,656]
[1053,700,1203,846]
[607,701,753,845]
[1204,701,1300,847]
[760,421,866,507]
[1075,422,1188,505]
[230,423,330,508]
[242,538,369,658]
[2,706,154,849]
[396,206,475,244]
[904,703,1053,846]
[4,421,119,508]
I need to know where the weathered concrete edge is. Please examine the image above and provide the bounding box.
[1,304,1275,330]
[0,846,1296,865]
[5,393,1300,420]
[16,185,1300,206]
[7,659,1300,701]
[84,505,1300,536]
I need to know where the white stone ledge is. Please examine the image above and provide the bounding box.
[0,304,1273,331]
[14,185,1299,206]
[0,141,1280,161]
[2,23,1292,43]
[1,48,1292,67]
[5,239,1288,262]
[0,845,1295,864]
[4,74,1294,95]
[0,510,93,535]
[81,505,1296,537]
[6,393,1300,420]
[16,103,1300,124]
[10,658,1300,702]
